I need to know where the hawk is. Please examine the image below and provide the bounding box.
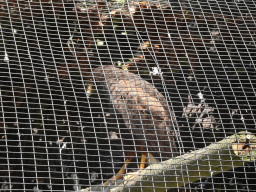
[93,66,178,184]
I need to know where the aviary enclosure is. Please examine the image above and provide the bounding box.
[0,0,256,191]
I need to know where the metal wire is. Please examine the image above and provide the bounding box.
[0,0,256,191]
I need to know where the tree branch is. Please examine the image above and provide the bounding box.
[82,131,256,192]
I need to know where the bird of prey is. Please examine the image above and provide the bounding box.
[93,65,178,184]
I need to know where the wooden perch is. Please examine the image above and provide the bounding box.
[82,131,256,192]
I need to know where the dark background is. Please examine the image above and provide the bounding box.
[0,0,255,191]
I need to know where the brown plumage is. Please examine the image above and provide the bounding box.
[93,66,178,161]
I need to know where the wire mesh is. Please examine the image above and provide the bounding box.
[0,0,256,191]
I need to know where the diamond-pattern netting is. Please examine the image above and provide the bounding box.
[0,0,256,191]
